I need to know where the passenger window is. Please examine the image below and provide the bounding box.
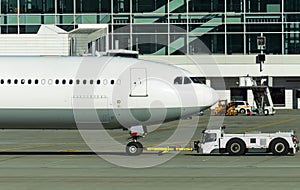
[28,79,32,84]
[103,79,108,85]
[97,79,101,85]
[90,80,93,85]
[76,79,80,85]
[55,79,59,85]
[69,79,73,85]
[7,79,11,84]
[111,80,115,85]
[41,79,46,85]
[14,79,18,84]
[48,79,53,85]
[62,79,66,85]
[117,79,121,85]
[21,79,25,84]
[174,77,183,84]
[83,80,87,85]
[184,77,191,84]
[35,79,39,84]
[0,79,4,84]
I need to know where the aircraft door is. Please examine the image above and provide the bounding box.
[130,68,148,97]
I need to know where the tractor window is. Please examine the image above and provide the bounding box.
[203,133,217,143]
[174,77,183,84]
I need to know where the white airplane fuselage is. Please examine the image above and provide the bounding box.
[0,56,218,129]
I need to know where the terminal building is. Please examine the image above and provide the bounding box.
[0,0,300,109]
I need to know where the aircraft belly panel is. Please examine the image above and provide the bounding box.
[0,107,201,129]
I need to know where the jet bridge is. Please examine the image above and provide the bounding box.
[0,24,108,56]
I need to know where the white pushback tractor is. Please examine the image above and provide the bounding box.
[194,126,299,155]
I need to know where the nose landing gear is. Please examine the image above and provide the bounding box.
[125,125,147,156]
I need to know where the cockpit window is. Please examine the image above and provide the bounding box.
[174,77,183,84]
[190,77,204,84]
[184,77,191,84]
[174,76,193,85]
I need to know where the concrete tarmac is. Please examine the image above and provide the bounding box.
[0,110,300,190]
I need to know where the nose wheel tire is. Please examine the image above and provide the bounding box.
[126,142,143,156]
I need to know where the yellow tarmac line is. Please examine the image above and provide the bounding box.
[233,118,299,133]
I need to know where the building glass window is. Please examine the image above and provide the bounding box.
[170,0,187,13]
[170,34,187,55]
[132,24,168,33]
[246,0,281,12]
[189,15,224,32]
[189,34,225,54]
[20,25,40,34]
[76,0,102,13]
[100,0,111,13]
[270,87,285,107]
[227,34,244,54]
[58,0,74,13]
[284,0,300,12]
[19,0,55,13]
[114,24,130,34]
[284,32,300,54]
[113,34,130,50]
[246,33,282,54]
[227,0,243,12]
[132,34,168,55]
[1,26,18,34]
[189,0,224,12]
[20,0,40,13]
[113,0,130,13]
[76,0,110,13]
[1,0,17,14]
[132,0,167,13]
